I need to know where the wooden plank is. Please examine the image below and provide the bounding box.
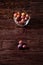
[0,0,43,65]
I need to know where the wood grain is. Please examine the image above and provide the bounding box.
[0,0,43,65]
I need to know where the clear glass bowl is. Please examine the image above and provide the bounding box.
[13,11,31,27]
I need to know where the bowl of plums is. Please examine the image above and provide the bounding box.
[13,11,31,27]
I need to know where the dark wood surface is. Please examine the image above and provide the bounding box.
[0,0,43,65]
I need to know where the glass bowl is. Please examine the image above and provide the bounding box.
[13,11,31,27]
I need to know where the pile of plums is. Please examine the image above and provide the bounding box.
[13,12,29,25]
[17,40,27,50]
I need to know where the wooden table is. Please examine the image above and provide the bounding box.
[0,0,43,65]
